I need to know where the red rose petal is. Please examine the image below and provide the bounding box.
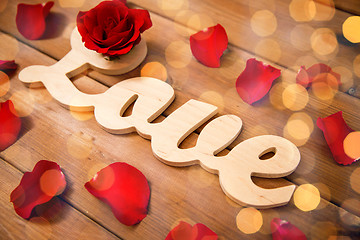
[165,221,218,240]
[0,100,21,151]
[10,160,66,219]
[236,58,281,104]
[0,60,18,74]
[16,1,54,40]
[271,218,307,240]
[85,162,150,226]
[296,63,341,88]
[317,111,357,165]
[190,24,228,68]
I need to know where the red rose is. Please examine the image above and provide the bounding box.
[77,0,152,56]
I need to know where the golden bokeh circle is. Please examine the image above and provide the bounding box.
[40,169,66,197]
[141,62,168,81]
[294,184,320,211]
[311,28,338,56]
[269,82,287,110]
[236,207,263,234]
[199,91,224,112]
[284,112,314,147]
[313,0,335,21]
[289,0,316,22]
[165,41,192,69]
[353,54,360,77]
[187,14,215,33]
[344,132,360,161]
[343,16,360,43]
[332,66,353,92]
[282,84,309,111]
[311,73,339,101]
[350,167,360,194]
[254,39,282,63]
[251,10,277,37]
[10,90,35,117]
[290,24,314,51]
[0,71,10,97]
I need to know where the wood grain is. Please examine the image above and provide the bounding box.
[0,0,360,238]
[0,159,119,239]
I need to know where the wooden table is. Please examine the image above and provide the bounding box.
[1,0,360,239]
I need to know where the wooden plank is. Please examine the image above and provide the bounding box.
[334,0,360,15]
[0,159,120,239]
[0,32,359,239]
[0,0,359,217]
[0,0,359,96]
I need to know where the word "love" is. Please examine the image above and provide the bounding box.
[19,28,301,209]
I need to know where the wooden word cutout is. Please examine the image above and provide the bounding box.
[19,28,301,208]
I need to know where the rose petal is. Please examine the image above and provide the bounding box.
[10,160,66,219]
[271,218,307,240]
[236,58,281,104]
[0,100,21,151]
[0,60,18,74]
[16,1,54,40]
[190,24,228,68]
[317,111,357,165]
[165,221,218,240]
[85,162,150,226]
[296,63,341,88]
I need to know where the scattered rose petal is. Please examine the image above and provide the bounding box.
[16,1,54,40]
[271,218,307,240]
[190,24,228,68]
[0,100,21,151]
[10,160,66,219]
[317,111,357,165]
[165,221,218,240]
[296,63,341,88]
[236,58,281,104]
[85,162,150,226]
[0,60,18,74]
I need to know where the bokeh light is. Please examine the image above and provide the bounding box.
[199,91,224,112]
[88,165,116,191]
[0,71,10,97]
[344,132,360,160]
[310,221,337,240]
[157,0,188,12]
[174,10,196,36]
[25,217,52,239]
[69,108,94,121]
[10,90,35,117]
[165,41,192,68]
[290,24,314,51]
[66,131,93,159]
[353,54,360,78]
[332,66,353,92]
[187,14,215,33]
[254,39,282,63]
[289,0,316,22]
[282,84,309,111]
[311,28,338,56]
[250,10,277,37]
[350,167,360,194]
[269,83,287,110]
[313,0,335,21]
[40,169,66,197]
[313,182,331,210]
[294,184,320,211]
[59,0,85,8]
[236,207,263,234]
[311,73,339,100]
[293,55,318,71]
[141,62,168,81]
[0,34,19,59]
[342,16,360,43]
[284,112,314,147]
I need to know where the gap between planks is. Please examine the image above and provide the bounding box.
[0,155,124,240]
